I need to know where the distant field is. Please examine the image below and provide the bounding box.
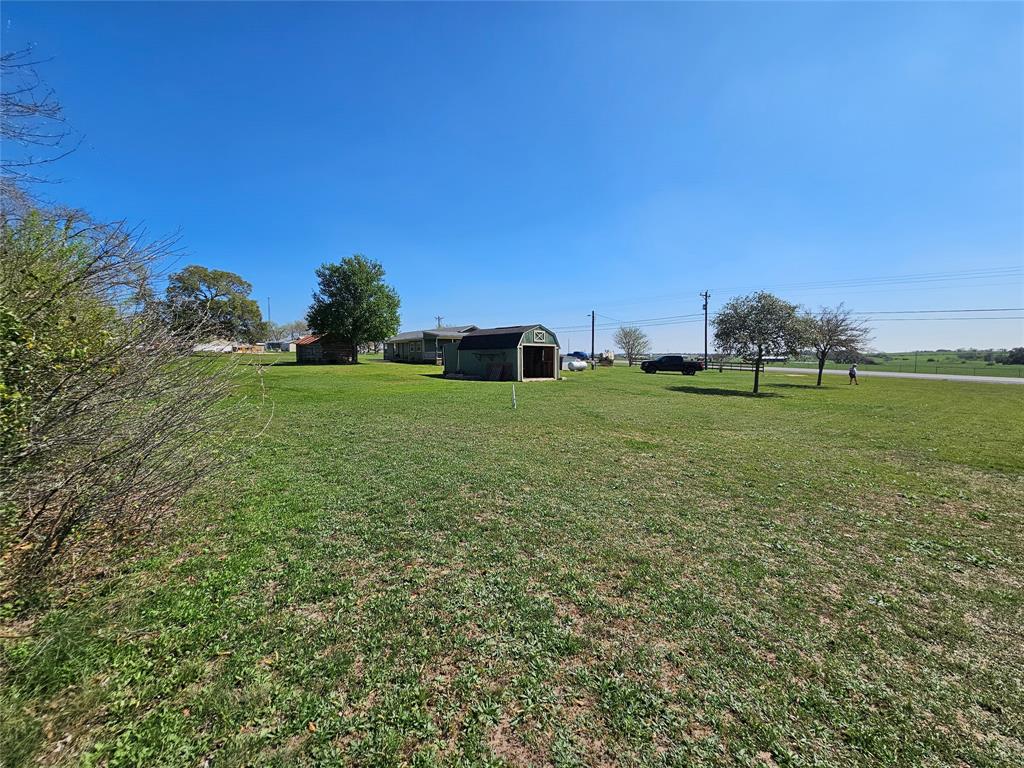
[3,362,1023,766]
[767,353,1024,378]
[619,352,1023,378]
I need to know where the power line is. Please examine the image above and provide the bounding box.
[850,307,1023,315]
[711,266,1022,294]
[554,307,1022,334]
[596,279,1022,313]
[862,316,1023,322]
[552,309,1022,336]
[553,311,703,332]
[580,266,1023,313]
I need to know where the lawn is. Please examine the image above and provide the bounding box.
[2,360,1023,767]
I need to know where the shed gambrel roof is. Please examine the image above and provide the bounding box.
[387,325,478,343]
[458,325,556,351]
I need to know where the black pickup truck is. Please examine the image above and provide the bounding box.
[640,355,704,375]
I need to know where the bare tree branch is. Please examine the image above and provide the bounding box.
[1,48,80,199]
[613,325,650,366]
[803,304,873,386]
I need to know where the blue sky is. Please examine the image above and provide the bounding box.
[4,1,1022,352]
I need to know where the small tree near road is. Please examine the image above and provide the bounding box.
[306,254,400,363]
[713,292,804,394]
[614,325,651,366]
[804,304,872,386]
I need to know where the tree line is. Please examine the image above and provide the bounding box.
[158,257,400,362]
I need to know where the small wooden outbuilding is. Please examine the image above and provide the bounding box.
[443,325,560,381]
[295,334,355,364]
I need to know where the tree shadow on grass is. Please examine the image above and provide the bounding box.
[418,373,449,379]
[764,382,818,390]
[234,360,380,367]
[232,359,298,367]
[668,385,781,398]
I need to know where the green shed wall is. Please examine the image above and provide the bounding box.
[445,347,519,380]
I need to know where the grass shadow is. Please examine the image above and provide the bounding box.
[669,385,781,398]
[228,358,297,367]
[418,373,449,379]
[237,360,386,368]
[764,382,818,390]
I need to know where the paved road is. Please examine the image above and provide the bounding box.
[766,367,1024,385]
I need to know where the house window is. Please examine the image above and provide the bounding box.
[534,330,545,343]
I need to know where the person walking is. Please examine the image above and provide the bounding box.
[848,363,859,385]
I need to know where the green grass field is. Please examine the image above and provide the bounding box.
[3,360,1023,767]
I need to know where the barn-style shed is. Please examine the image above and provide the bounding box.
[443,325,560,381]
[295,334,355,364]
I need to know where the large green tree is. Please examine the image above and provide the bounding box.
[165,265,266,342]
[713,291,805,393]
[306,254,400,363]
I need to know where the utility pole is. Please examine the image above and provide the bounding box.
[435,315,444,328]
[591,310,596,366]
[700,290,710,369]
[266,297,271,325]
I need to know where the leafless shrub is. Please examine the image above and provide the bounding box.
[0,207,246,604]
[1,49,78,205]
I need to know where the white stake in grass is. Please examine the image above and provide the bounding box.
[511,384,517,410]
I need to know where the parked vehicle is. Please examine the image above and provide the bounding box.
[568,350,589,360]
[640,355,704,375]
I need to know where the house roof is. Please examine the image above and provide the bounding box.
[294,334,322,346]
[458,325,554,351]
[386,325,478,343]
